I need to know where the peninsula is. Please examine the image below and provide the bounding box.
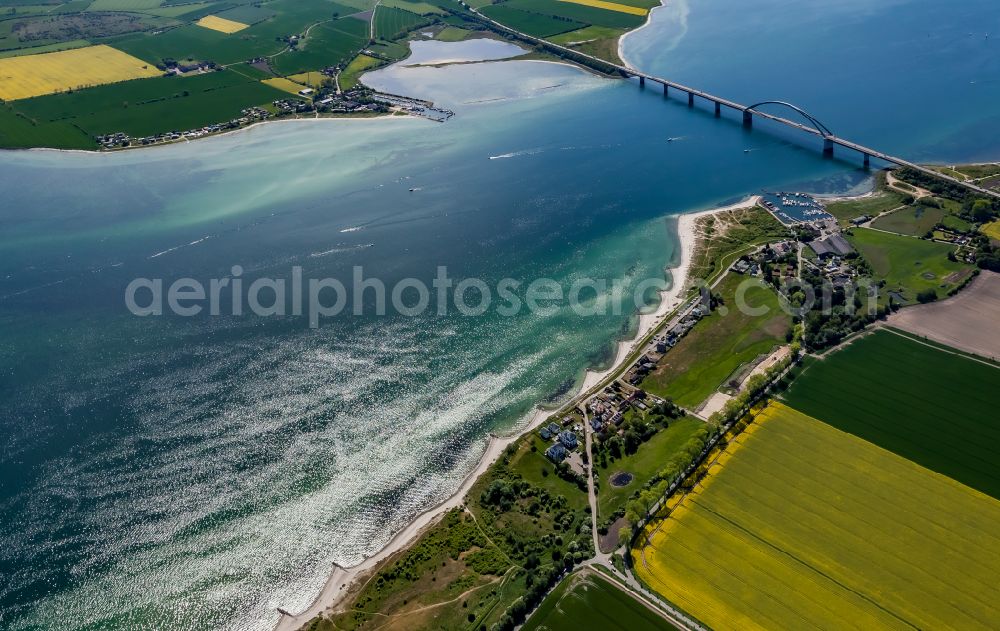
[0,0,646,150]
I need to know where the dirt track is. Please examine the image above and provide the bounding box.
[888,271,1000,360]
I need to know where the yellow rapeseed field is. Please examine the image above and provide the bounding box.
[262,77,308,95]
[633,402,1000,631]
[0,45,160,101]
[196,15,250,34]
[556,0,647,16]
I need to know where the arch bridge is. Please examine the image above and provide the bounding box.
[467,3,998,198]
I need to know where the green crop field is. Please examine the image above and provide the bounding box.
[373,5,430,39]
[381,0,446,15]
[501,0,644,28]
[869,204,947,236]
[144,2,216,18]
[480,4,586,37]
[523,570,677,631]
[12,70,288,138]
[111,23,282,65]
[270,19,367,75]
[847,227,972,302]
[14,69,252,121]
[634,402,1000,631]
[595,416,702,518]
[0,39,91,59]
[0,106,96,149]
[641,273,790,409]
[112,0,358,65]
[215,4,278,25]
[72,79,286,136]
[782,329,1000,499]
[86,0,163,11]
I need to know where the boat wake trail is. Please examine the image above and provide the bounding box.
[149,236,212,259]
[489,148,544,160]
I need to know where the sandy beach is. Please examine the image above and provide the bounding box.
[580,195,760,391]
[272,194,760,631]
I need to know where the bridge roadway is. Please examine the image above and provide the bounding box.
[463,2,1000,200]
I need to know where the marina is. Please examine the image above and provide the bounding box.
[760,191,835,225]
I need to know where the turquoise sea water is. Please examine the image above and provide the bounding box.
[2,2,998,629]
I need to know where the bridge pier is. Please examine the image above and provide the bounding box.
[742,110,753,127]
[639,76,645,88]
[687,92,694,107]
[863,153,871,169]
[663,83,668,97]
[714,102,721,117]
[823,138,834,158]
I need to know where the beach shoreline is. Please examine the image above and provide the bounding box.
[272,194,761,631]
[9,114,426,157]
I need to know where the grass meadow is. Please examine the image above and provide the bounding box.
[825,190,907,226]
[633,402,1000,631]
[870,204,947,236]
[847,227,971,301]
[339,53,381,89]
[641,273,790,410]
[595,416,703,518]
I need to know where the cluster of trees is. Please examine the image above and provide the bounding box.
[479,477,573,524]
[965,197,1000,223]
[478,471,592,630]
[786,267,888,351]
[895,167,974,201]
[895,168,1000,224]
[916,288,938,304]
[971,232,1000,272]
[476,467,590,556]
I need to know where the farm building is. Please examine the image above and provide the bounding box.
[808,233,855,258]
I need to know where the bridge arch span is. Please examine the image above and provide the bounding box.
[744,101,834,138]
